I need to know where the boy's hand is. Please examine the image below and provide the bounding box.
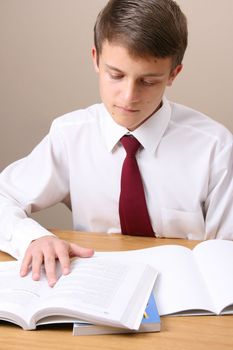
[20,236,94,287]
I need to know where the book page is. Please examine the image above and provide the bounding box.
[96,246,216,315]
[0,260,56,328]
[193,240,233,314]
[43,258,130,309]
[145,246,216,315]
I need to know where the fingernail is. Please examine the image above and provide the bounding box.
[32,273,40,281]
[49,279,56,287]
[63,267,70,275]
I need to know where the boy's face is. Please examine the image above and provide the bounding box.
[92,41,182,131]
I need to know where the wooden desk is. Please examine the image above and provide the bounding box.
[0,230,232,350]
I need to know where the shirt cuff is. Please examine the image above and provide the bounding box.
[6,218,55,259]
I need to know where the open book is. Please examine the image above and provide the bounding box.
[0,257,157,330]
[73,292,160,335]
[96,239,233,316]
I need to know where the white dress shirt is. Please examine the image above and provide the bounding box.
[0,97,233,258]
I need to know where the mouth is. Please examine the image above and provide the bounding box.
[115,105,139,113]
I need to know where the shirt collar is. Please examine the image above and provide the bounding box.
[101,96,171,154]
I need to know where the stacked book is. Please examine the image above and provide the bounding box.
[73,292,160,335]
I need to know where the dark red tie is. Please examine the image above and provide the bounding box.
[119,135,154,237]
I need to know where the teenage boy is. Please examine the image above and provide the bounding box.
[0,0,232,286]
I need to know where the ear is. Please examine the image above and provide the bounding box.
[92,46,99,73]
[167,64,183,86]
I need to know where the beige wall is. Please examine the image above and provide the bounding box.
[0,0,233,229]
[167,0,233,131]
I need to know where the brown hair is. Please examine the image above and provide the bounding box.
[94,0,188,69]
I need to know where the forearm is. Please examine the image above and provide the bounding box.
[0,195,54,258]
[205,144,233,240]
[0,129,69,258]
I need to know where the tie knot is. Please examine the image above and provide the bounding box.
[120,135,141,157]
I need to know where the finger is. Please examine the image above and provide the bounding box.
[31,253,44,281]
[20,252,32,277]
[69,243,94,258]
[56,249,71,276]
[44,255,57,288]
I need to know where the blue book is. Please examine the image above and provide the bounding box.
[73,293,160,336]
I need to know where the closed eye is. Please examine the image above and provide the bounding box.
[142,80,156,86]
[109,73,124,80]
[141,79,161,86]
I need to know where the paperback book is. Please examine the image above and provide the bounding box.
[0,256,158,330]
[94,239,233,316]
[73,292,160,335]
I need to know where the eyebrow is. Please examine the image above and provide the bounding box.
[105,64,166,78]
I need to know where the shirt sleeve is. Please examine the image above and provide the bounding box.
[0,121,70,258]
[205,140,233,240]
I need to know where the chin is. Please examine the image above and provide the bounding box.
[114,119,134,130]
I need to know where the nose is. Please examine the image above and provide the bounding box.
[122,80,140,104]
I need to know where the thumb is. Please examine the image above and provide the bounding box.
[69,243,94,258]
